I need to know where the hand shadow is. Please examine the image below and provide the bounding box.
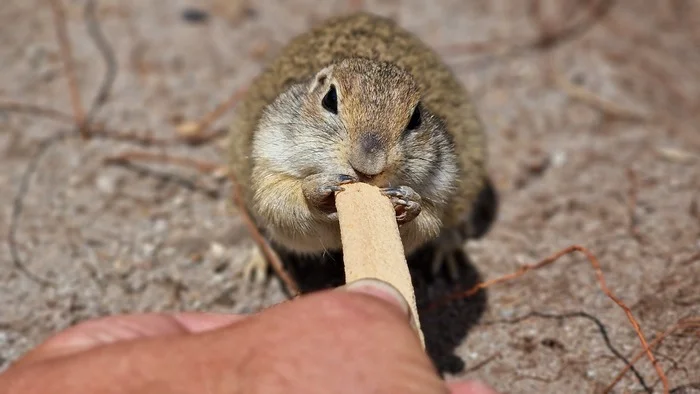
[272,177,499,376]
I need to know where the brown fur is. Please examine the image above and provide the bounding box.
[229,12,487,256]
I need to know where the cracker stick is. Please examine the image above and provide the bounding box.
[336,182,425,348]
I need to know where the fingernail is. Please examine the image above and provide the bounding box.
[344,278,410,316]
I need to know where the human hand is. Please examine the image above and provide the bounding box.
[0,279,498,394]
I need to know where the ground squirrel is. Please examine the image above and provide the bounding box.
[229,12,491,282]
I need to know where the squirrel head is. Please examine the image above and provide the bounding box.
[306,58,425,179]
[254,58,457,199]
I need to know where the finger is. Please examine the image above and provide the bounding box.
[15,312,245,366]
[341,278,423,346]
[235,290,445,393]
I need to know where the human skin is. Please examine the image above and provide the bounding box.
[0,279,498,394]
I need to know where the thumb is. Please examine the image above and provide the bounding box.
[339,279,501,394]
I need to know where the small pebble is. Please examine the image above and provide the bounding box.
[551,150,567,168]
[172,195,186,208]
[656,146,697,163]
[153,219,168,233]
[209,242,227,261]
[181,7,210,24]
[143,243,156,256]
[96,174,117,195]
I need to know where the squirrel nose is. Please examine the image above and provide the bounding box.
[349,133,387,178]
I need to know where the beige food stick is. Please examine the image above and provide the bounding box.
[335,182,425,348]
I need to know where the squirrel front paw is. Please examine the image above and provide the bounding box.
[380,186,422,225]
[302,173,357,219]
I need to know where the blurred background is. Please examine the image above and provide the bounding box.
[1,1,699,392]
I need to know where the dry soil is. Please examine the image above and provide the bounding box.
[1,1,699,393]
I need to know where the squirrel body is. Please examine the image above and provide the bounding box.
[229,12,489,276]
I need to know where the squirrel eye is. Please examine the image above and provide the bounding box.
[322,85,338,114]
[406,105,422,131]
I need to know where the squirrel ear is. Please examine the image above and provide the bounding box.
[308,65,335,94]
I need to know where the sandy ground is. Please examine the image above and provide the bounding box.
[1,0,699,392]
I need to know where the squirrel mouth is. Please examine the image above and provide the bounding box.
[354,174,390,189]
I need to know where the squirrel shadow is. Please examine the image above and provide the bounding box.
[273,178,498,376]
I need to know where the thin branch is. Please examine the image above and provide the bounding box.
[553,70,650,121]
[463,352,501,374]
[680,251,700,266]
[90,127,177,146]
[105,160,220,199]
[528,0,617,51]
[443,0,616,56]
[84,0,118,124]
[48,0,88,138]
[8,133,70,286]
[103,150,224,174]
[0,102,73,123]
[228,172,300,297]
[485,311,652,393]
[604,317,700,393]
[175,86,247,145]
[430,245,669,393]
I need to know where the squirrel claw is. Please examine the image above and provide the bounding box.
[380,186,422,225]
[302,173,357,217]
[337,174,356,184]
[393,199,421,224]
[381,185,422,202]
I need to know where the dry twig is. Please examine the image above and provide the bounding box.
[84,0,117,122]
[464,352,501,374]
[8,133,69,286]
[0,102,73,123]
[604,317,699,393]
[443,0,616,57]
[49,0,88,137]
[103,150,224,174]
[484,310,652,392]
[553,70,649,121]
[528,0,616,50]
[90,127,177,146]
[431,245,669,393]
[175,87,247,145]
[228,173,300,297]
[680,251,700,266]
